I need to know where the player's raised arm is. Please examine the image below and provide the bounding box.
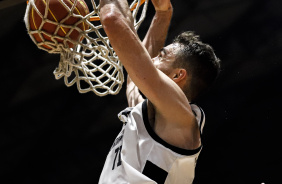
[100,0,197,144]
[126,0,173,107]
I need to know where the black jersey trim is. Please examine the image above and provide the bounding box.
[142,160,168,183]
[198,106,204,132]
[122,110,131,117]
[191,103,204,134]
[142,100,202,156]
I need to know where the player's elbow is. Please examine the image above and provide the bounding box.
[100,6,120,31]
[101,12,117,24]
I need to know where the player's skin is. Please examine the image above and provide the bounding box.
[99,0,201,150]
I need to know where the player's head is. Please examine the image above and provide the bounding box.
[171,31,221,102]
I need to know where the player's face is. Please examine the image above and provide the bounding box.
[152,43,180,78]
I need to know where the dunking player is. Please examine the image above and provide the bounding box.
[98,0,220,183]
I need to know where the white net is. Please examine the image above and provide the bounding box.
[24,0,148,96]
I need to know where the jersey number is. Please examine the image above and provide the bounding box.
[112,145,122,170]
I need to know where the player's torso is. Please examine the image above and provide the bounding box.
[147,100,201,151]
[98,100,204,184]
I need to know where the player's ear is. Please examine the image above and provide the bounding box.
[172,68,187,83]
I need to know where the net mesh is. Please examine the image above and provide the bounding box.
[24,0,148,96]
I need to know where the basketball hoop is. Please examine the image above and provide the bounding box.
[24,0,148,96]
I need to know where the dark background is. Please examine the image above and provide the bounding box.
[1,0,281,183]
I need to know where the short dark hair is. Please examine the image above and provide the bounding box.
[173,31,221,102]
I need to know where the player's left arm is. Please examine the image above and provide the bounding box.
[142,0,173,58]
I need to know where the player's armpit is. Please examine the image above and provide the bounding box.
[126,75,145,107]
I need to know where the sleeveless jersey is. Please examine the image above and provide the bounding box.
[99,100,205,184]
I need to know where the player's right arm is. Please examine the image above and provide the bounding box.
[126,0,173,107]
[100,1,198,149]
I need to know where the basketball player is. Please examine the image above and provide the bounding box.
[98,0,220,183]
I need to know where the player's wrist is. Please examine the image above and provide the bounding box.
[155,5,173,18]
[154,9,173,22]
[155,3,173,14]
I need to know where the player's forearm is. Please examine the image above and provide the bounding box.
[143,7,173,58]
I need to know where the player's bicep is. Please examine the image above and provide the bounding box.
[150,70,193,121]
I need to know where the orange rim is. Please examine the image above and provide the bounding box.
[27,0,146,22]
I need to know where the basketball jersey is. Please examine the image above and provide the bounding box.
[98,100,205,184]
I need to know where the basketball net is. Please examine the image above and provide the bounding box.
[24,0,148,96]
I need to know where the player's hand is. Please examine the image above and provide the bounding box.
[151,0,172,12]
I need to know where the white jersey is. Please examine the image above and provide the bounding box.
[99,100,205,184]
